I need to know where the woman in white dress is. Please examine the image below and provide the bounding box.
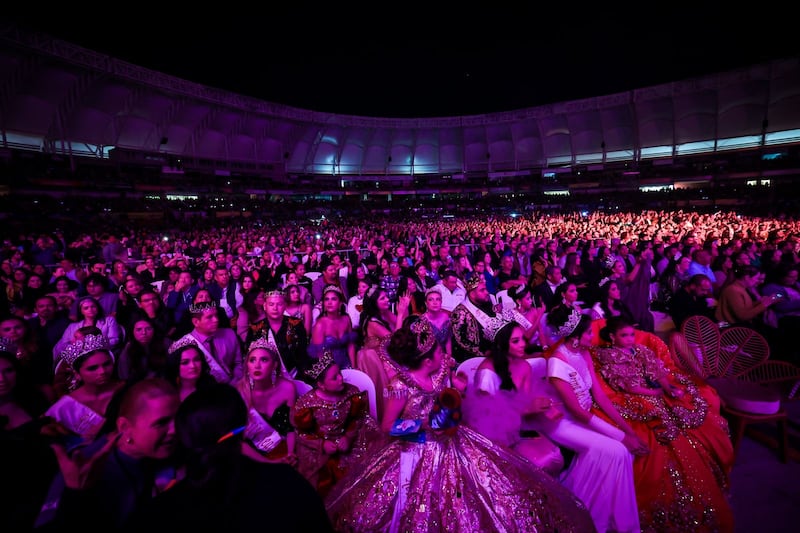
[540,305,648,533]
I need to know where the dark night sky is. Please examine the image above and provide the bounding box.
[6,7,797,118]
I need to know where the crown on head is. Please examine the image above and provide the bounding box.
[306,349,335,382]
[0,336,17,355]
[482,308,518,342]
[425,285,444,298]
[247,336,279,356]
[555,307,583,338]
[410,317,437,355]
[465,276,485,293]
[168,336,200,355]
[323,284,344,298]
[189,301,217,314]
[59,334,112,370]
[264,290,285,298]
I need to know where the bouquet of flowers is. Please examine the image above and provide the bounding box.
[429,387,462,435]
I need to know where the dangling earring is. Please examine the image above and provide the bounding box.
[571,338,580,349]
[248,373,254,390]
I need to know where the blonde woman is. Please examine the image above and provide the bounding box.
[234,338,298,466]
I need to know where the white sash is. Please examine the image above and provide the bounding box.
[189,333,231,383]
[461,298,532,334]
[265,328,294,378]
[44,395,105,439]
[245,407,283,453]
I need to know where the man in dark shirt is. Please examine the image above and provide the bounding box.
[669,273,717,329]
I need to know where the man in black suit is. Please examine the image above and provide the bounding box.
[533,265,565,311]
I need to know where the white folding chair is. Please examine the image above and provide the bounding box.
[456,356,486,388]
[305,271,322,282]
[495,289,517,310]
[341,368,378,420]
[292,378,313,397]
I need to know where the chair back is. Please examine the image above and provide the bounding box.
[681,314,720,377]
[495,290,517,310]
[293,378,313,396]
[341,368,378,420]
[668,331,705,377]
[717,326,770,378]
[456,357,486,388]
[305,271,322,282]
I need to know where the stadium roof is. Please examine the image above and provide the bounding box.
[6,7,796,118]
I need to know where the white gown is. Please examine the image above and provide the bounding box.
[536,346,641,533]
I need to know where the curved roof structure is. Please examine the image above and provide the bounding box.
[1,27,799,184]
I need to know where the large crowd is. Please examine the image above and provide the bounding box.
[2,205,799,531]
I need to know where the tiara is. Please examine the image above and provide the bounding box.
[264,290,285,298]
[482,308,518,342]
[247,336,279,355]
[464,276,484,292]
[425,285,443,297]
[306,349,335,381]
[323,284,344,297]
[59,334,112,370]
[410,318,437,354]
[0,336,17,355]
[509,285,529,301]
[168,336,199,355]
[189,301,217,314]
[555,307,583,338]
[603,255,618,269]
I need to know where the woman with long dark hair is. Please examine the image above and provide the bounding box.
[116,316,171,383]
[463,320,565,476]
